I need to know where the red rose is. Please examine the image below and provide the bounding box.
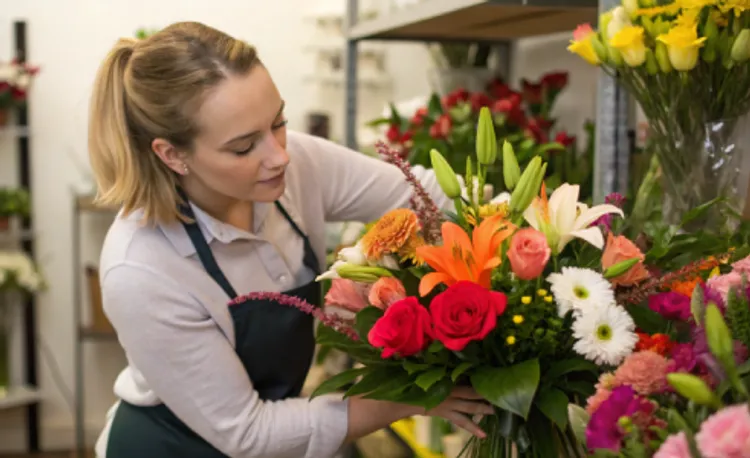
[429,281,507,351]
[368,297,433,358]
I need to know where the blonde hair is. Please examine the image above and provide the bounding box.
[88,21,260,225]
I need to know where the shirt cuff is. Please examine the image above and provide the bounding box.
[305,394,350,458]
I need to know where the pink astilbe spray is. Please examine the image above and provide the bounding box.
[229,292,360,341]
[376,141,444,243]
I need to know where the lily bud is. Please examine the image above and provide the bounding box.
[667,373,721,408]
[705,303,735,370]
[704,14,719,41]
[502,141,521,190]
[336,264,393,283]
[622,0,638,16]
[731,29,750,62]
[476,106,498,165]
[567,404,590,445]
[338,242,368,265]
[430,149,462,199]
[509,156,543,214]
[591,34,609,62]
[655,42,673,72]
[603,258,640,279]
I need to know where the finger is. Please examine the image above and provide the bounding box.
[447,399,494,416]
[443,411,486,439]
[450,386,486,400]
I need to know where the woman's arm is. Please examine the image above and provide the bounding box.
[289,132,457,223]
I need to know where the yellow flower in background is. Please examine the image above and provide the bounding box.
[568,23,601,65]
[636,3,681,16]
[720,0,750,16]
[657,24,707,70]
[677,0,716,9]
[674,8,700,27]
[610,25,648,66]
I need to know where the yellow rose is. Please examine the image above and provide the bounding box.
[610,25,648,66]
[657,24,707,70]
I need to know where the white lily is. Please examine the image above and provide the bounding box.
[523,183,623,254]
[315,241,401,282]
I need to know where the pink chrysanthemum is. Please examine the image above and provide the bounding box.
[613,350,669,395]
[696,404,750,458]
[654,432,691,458]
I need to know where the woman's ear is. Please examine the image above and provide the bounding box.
[151,138,189,175]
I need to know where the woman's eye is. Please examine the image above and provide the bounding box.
[272,119,288,130]
[233,144,254,156]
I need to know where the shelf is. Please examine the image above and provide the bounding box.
[0,385,41,410]
[75,194,118,213]
[0,126,29,137]
[0,229,34,243]
[348,0,597,41]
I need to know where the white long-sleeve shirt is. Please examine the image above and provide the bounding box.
[94,130,455,458]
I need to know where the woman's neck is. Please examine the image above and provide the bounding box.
[181,179,253,232]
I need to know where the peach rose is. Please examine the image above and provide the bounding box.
[507,228,551,280]
[602,232,649,287]
[324,278,370,312]
[368,277,407,309]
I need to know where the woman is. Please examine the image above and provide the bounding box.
[89,21,494,458]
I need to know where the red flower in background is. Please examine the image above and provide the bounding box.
[430,114,452,139]
[492,93,526,126]
[524,117,553,143]
[386,124,401,143]
[521,79,544,105]
[470,92,493,112]
[487,77,512,99]
[541,71,569,91]
[442,88,470,108]
[555,131,576,148]
[635,333,674,357]
[410,107,428,127]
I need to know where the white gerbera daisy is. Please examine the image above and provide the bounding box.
[547,267,615,316]
[572,302,637,366]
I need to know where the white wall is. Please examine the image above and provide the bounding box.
[0,1,596,452]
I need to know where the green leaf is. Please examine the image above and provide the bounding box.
[427,93,443,117]
[624,303,669,335]
[403,360,430,375]
[471,359,541,419]
[534,388,569,429]
[543,359,599,382]
[428,340,445,353]
[346,367,400,397]
[451,362,474,382]
[355,306,384,340]
[416,367,447,391]
[394,377,453,411]
[311,367,369,398]
[681,197,721,227]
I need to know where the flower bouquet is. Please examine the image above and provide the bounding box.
[568,0,750,230]
[236,108,668,457]
[576,253,750,456]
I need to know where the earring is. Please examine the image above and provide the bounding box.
[181,163,189,175]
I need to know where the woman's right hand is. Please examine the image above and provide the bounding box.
[425,386,494,438]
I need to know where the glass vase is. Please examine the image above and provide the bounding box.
[651,117,750,232]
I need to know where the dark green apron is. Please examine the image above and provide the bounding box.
[106,198,322,457]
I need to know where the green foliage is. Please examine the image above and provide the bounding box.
[0,187,30,218]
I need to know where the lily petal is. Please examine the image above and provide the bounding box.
[550,184,580,236]
[569,226,606,250]
[575,204,624,230]
[419,272,455,296]
[523,198,543,230]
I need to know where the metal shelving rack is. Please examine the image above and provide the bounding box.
[0,20,43,452]
[343,0,631,200]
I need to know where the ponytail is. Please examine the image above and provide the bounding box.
[88,38,181,225]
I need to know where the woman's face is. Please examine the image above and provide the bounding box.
[161,65,290,205]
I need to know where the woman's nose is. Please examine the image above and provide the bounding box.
[263,133,289,169]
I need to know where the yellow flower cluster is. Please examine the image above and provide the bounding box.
[568,0,750,72]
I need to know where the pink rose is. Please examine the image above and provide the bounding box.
[696,404,750,458]
[654,432,691,458]
[368,277,407,309]
[707,271,743,302]
[324,278,370,313]
[601,232,650,287]
[507,228,551,280]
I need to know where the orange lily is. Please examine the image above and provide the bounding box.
[416,214,516,296]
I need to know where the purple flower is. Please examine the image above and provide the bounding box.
[667,343,698,374]
[701,284,726,312]
[605,192,626,208]
[648,292,692,321]
[586,385,650,452]
[692,326,748,383]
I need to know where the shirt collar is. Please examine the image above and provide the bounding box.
[159,190,296,258]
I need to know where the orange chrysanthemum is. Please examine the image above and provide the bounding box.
[398,232,426,265]
[360,208,420,260]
